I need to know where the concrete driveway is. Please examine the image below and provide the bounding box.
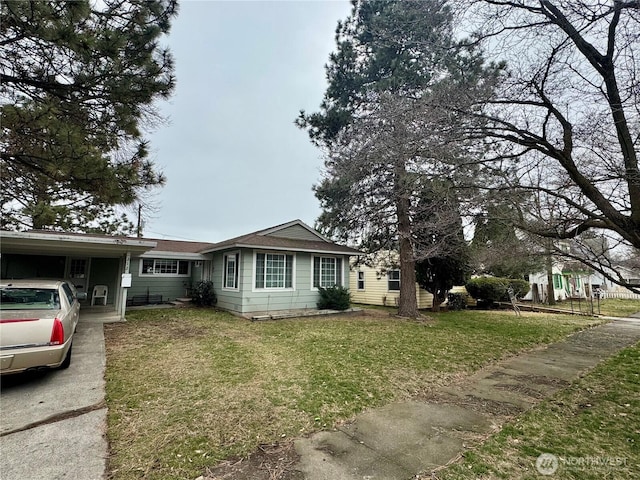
[0,313,109,480]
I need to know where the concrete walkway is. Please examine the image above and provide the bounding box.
[0,311,110,480]
[294,317,640,480]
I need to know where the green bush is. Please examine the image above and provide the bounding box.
[317,285,351,310]
[447,292,468,310]
[191,280,217,307]
[508,279,531,299]
[465,277,531,306]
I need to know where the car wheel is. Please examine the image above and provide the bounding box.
[60,343,72,369]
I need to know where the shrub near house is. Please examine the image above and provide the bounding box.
[466,277,530,307]
[317,285,351,310]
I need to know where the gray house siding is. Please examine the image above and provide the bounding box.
[213,248,351,314]
[89,257,120,305]
[214,249,245,313]
[128,257,193,302]
[265,224,321,242]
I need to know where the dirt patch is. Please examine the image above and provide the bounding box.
[514,373,570,388]
[424,392,524,419]
[204,442,302,480]
[493,382,546,400]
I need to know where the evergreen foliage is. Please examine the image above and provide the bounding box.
[465,277,531,306]
[191,281,217,307]
[317,285,351,311]
[297,0,499,317]
[414,179,471,310]
[446,292,468,310]
[0,0,177,232]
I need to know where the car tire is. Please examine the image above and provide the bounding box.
[60,343,72,369]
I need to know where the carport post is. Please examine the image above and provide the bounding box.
[120,252,131,319]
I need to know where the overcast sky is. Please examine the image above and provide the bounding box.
[143,0,352,242]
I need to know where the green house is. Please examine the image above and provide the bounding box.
[1,220,360,319]
[202,220,361,315]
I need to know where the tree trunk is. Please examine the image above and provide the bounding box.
[395,160,418,318]
[432,291,444,312]
[546,247,556,306]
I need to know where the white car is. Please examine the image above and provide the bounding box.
[0,279,84,375]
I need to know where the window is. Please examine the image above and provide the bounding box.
[141,259,190,276]
[553,274,563,289]
[357,271,365,290]
[223,253,239,289]
[255,253,294,289]
[61,283,75,304]
[69,259,86,278]
[313,256,343,288]
[388,270,400,291]
[0,288,60,310]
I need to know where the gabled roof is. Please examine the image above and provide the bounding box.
[200,219,361,255]
[0,220,362,258]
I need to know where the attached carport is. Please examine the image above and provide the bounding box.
[0,230,156,319]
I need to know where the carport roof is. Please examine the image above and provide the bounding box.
[0,230,157,257]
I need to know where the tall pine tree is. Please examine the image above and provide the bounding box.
[298,0,498,316]
[1,0,177,232]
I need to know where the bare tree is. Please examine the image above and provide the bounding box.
[451,0,640,292]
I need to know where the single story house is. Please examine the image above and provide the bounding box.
[0,220,361,318]
[201,220,361,314]
[349,252,434,309]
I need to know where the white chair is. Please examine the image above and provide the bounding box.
[91,285,108,306]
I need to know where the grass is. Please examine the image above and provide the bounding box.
[542,298,640,318]
[596,298,640,318]
[436,342,640,480]
[104,308,603,480]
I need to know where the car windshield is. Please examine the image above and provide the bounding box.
[0,288,61,310]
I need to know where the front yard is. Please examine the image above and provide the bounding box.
[104,308,604,480]
[436,342,640,480]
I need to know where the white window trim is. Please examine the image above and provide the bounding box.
[357,270,365,291]
[311,255,344,291]
[252,251,296,292]
[139,258,191,277]
[387,269,401,292]
[222,251,240,291]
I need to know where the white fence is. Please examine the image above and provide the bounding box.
[601,291,640,300]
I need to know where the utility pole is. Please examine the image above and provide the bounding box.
[136,204,143,238]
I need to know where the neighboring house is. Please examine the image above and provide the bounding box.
[527,265,591,303]
[0,220,361,318]
[349,252,434,309]
[526,262,640,302]
[201,220,361,314]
